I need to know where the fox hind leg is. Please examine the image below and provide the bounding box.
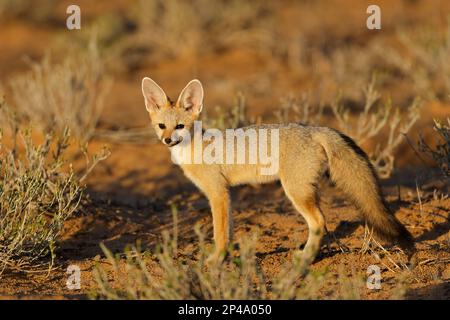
[281,171,326,264]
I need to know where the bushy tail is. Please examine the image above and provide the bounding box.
[313,128,414,251]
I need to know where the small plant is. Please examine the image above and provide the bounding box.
[0,125,78,274]
[0,101,109,276]
[419,118,450,178]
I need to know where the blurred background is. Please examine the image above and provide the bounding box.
[0,0,449,170]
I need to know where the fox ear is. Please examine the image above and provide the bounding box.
[176,79,203,115]
[141,77,168,113]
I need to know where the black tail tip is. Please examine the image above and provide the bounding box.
[372,218,415,253]
[385,221,416,255]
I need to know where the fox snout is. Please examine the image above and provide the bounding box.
[160,129,175,145]
[161,132,183,147]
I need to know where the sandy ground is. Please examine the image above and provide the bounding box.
[0,140,449,299]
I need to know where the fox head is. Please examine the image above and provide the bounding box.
[141,78,203,147]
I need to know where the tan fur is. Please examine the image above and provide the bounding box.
[142,78,414,262]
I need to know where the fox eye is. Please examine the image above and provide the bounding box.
[158,123,166,129]
[175,124,184,130]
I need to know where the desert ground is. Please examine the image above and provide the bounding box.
[0,0,449,299]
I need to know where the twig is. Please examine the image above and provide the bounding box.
[402,133,429,166]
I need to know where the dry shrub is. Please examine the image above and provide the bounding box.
[330,80,421,178]
[92,207,369,300]
[202,92,255,130]
[419,118,450,178]
[276,79,421,178]
[7,36,111,144]
[0,101,109,276]
[274,93,325,126]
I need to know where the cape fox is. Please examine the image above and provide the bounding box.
[141,77,414,263]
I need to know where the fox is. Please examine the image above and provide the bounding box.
[141,77,414,263]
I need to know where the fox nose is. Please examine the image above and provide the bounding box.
[164,138,172,144]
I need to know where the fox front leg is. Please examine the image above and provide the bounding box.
[206,189,232,261]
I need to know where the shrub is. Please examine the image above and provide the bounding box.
[419,118,450,178]
[329,80,421,178]
[0,101,109,276]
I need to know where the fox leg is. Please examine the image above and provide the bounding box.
[281,173,326,264]
[205,188,232,260]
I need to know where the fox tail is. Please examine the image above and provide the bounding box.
[313,128,414,251]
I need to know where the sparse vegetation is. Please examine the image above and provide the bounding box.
[0,101,109,276]
[92,206,369,300]
[7,36,111,144]
[329,80,421,178]
[126,0,274,60]
[381,22,450,100]
[0,0,57,23]
[203,92,254,130]
[420,118,450,177]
